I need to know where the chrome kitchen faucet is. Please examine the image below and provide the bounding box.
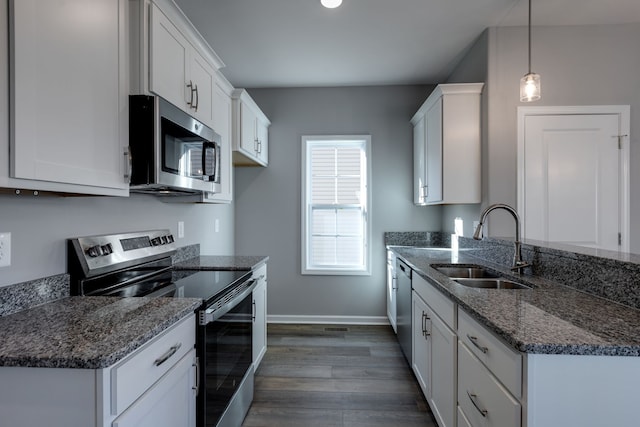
[473,203,531,274]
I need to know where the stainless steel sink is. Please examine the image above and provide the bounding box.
[433,264,532,290]
[434,265,500,279]
[454,278,532,290]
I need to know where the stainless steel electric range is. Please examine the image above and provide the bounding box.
[68,230,256,427]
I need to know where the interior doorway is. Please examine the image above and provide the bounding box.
[517,106,630,252]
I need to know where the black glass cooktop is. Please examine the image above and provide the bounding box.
[172,270,252,302]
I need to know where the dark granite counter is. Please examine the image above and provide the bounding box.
[391,246,640,357]
[174,255,269,271]
[0,296,201,369]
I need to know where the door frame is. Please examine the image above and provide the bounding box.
[517,105,631,252]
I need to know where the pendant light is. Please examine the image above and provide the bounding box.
[321,0,342,8]
[520,0,541,102]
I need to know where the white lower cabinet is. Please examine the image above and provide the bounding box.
[386,249,397,333]
[252,263,268,368]
[112,349,196,427]
[0,314,196,427]
[458,342,521,427]
[412,292,431,397]
[412,273,456,427]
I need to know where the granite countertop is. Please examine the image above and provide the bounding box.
[391,246,640,357]
[0,296,201,369]
[174,255,269,271]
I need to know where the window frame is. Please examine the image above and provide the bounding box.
[301,135,372,276]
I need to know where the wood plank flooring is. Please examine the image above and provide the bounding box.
[242,324,438,427]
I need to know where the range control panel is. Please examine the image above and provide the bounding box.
[69,229,177,276]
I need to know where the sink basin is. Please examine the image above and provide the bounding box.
[454,278,532,290]
[434,265,500,279]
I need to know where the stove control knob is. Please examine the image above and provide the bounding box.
[151,237,162,246]
[101,244,113,255]
[86,245,102,257]
[161,236,168,244]
[166,234,175,243]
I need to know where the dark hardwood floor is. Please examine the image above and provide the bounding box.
[242,323,438,427]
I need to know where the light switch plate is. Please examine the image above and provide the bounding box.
[177,221,185,239]
[0,233,11,267]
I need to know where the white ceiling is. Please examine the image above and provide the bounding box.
[174,0,640,88]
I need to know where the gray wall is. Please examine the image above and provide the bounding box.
[234,86,441,319]
[484,24,640,248]
[0,194,235,287]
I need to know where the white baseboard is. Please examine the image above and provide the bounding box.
[267,314,390,325]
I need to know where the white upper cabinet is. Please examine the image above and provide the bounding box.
[130,0,224,129]
[202,73,234,203]
[148,2,217,127]
[6,0,129,195]
[411,83,484,205]
[232,89,271,167]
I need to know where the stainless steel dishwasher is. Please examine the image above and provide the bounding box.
[396,259,412,365]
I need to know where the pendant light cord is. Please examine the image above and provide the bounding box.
[527,0,532,74]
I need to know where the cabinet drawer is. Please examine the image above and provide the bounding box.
[413,273,455,329]
[458,309,522,398]
[111,314,195,414]
[458,343,521,427]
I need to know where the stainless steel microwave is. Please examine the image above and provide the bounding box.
[128,95,221,196]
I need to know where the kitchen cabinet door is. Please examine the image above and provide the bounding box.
[425,98,443,203]
[413,114,426,204]
[412,292,431,399]
[410,83,483,205]
[386,250,397,333]
[232,89,270,167]
[112,350,196,427]
[149,3,189,116]
[9,0,128,195]
[429,306,456,427]
[202,75,234,203]
[149,3,216,128]
[188,49,216,126]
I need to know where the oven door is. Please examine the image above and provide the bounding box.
[198,291,253,427]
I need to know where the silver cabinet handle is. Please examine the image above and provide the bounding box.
[252,300,256,322]
[187,80,197,110]
[193,357,200,396]
[194,84,199,111]
[467,390,488,417]
[422,311,430,338]
[154,343,182,366]
[466,334,489,354]
[123,146,132,183]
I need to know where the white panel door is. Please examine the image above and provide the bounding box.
[518,107,630,252]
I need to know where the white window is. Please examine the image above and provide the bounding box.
[301,135,371,275]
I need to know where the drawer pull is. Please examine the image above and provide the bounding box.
[154,343,182,367]
[467,390,488,417]
[422,311,430,338]
[467,334,488,354]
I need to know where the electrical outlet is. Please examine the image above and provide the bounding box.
[0,233,11,267]
[215,219,219,233]
[177,221,185,239]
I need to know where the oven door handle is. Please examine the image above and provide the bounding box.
[198,279,258,325]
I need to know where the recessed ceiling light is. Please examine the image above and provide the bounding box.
[321,0,342,8]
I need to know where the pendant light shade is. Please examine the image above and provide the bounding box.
[321,0,342,8]
[520,0,541,102]
[520,72,541,102]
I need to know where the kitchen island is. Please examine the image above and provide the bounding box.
[387,235,640,427]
